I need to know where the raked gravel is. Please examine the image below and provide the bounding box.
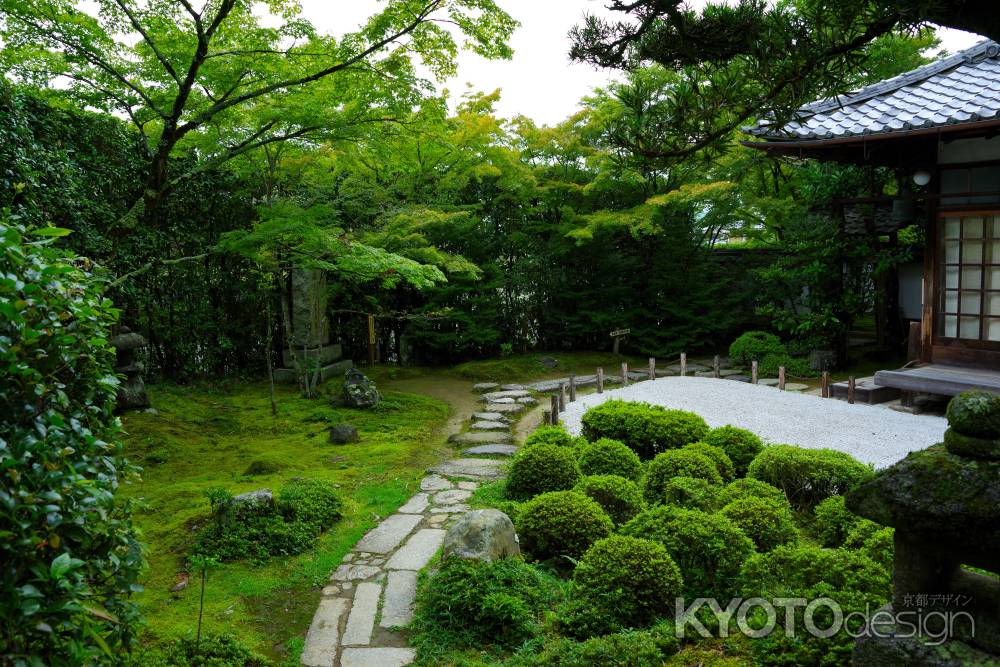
[560,376,947,469]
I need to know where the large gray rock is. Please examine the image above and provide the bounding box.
[232,488,273,507]
[329,424,360,444]
[342,368,380,409]
[443,510,520,562]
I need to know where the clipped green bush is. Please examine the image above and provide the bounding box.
[506,443,580,500]
[719,497,797,552]
[747,444,872,508]
[123,634,270,667]
[758,352,817,378]
[525,425,575,448]
[577,438,643,481]
[702,425,764,476]
[573,475,645,526]
[516,491,613,563]
[662,476,719,511]
[572,535,683,630]
[946,390,1000,438]
[684,442,735,481]
[524,624,678,666]
[843,520,894,569]
[813,495,860,547]
[621,507,753,599]
[580,400,708,459]
[411,557,553,653]
[643,449,722,504]
[729,330,785,366]
[716,478,788,508]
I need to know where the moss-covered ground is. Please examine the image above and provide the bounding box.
[120,381,450,661]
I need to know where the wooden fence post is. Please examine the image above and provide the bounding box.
[649,357,656,381]
[550,395,559,424]
[680,353,687,377]
[559,383,567,412]
[821,371,830,398]
[751,360,758,385]
[597,367,604,394]
[778,366,786,391]
[713,355,721,379]
[621,362,629,387]
[847,376,856,405]
[569,374,577,402]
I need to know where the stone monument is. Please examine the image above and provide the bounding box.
[110,326,149,412]
[274,268,352,384]
[847,390,1000,665]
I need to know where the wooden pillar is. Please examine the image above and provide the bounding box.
[713,355,721,379]
[778,366,786,391]
[621,362,629,387]
[821,371,830,398]
[907,321,922,363]
[751,360,758,385]
[550,395,559,424]
[559,383,567,412]
[680,353,687,377]
[848,376,856,405]
[596,367,604,393]
[648,357,656,381]
[569,375,577,402]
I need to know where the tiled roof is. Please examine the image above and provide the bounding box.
[748,40,1000,141]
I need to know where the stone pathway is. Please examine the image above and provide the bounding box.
[300,383,525,666]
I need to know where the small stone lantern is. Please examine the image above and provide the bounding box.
[110,326,150,412]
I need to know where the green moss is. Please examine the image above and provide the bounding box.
[120,381,449,660]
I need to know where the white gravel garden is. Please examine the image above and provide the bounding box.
[561,376,947,469]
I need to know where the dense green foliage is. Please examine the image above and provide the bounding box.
[702,426,764,477]
[519,625,678,667]
[516,491,613,564]
[573,475,645,526]
[661,476,720,511]
[719,497,798,552]
[506,444,581,500]
[0,218,142,663]
[581,401,709,459]
[813,495,861,548]
[643,449,723,503]
[747,445,873,508]
[728,331,786,366]
[683,442,735,481]
[576,438,643,481]
[716,478,788,509]
[946,390,1000,438]
[125,634,270,667]
[524,426,576,449]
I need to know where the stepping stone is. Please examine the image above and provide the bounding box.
[464,444,517,456]
[420,475,453,491]
[300,597,350,666]
[397,493,429,514]
[340,647,415,667]
[482,389,531,401]
[331,564,381,581]
[759,378,780,387]
[386,529,446,570]
[726,375,752,383]
[666,363,710,374]
[342,581,381,646]
[472,412,508,422]
[430,504,470,514]
[449,431,513,446]
[354,514,422,554]
[718,368,742,377]
[485,403,525,414]
[427,514,448,525]
[458,481,479,491]
[473,382,499,392]
[488,397,515,404]
[434,489,472,505]
[516,397,537,405]
[470,420,509,431]
[500,384,527,391]
[429,458,507,480]
[784,382,809,392]
[380,570,418,628]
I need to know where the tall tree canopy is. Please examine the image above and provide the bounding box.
[570,0,974,159]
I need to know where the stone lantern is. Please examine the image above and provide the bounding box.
[110,326,149,412]
[847,390,1000,665]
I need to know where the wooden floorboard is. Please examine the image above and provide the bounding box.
[874,364,1000,396]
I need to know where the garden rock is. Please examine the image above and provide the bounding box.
[442,509,520,562]
[470,420,509,431]
[232,488,273,507]
[539,356,559,368]
[329,424,360,444]
[449,431,514,446]
[343,368,380,409]
[473,382,500,392]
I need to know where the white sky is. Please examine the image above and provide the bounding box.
[294,1,986,127]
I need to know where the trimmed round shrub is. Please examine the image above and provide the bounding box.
[719,497,797,552]
[717,477,787,508]
[516,491,613,563]
[747,444,873,508]
[703,425,764,476]
[621,507,753,599]
[580,400,709,459]
[572,535,683,630]
[759,352,816,378]
[525,425,575,448]
[643,449,722,504]
[946,390,1000,438]
[530,625,678,665]
[813,494,860,547]
[843,519,894,567]
[729,330,785,366]
[662,476,719,511]
[506,443,580,500]
[684,442,735,481]
[410,557,552,651]
[573,475,645,526]
[577,437,643,481]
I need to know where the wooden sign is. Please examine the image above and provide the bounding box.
[610,328,631,338]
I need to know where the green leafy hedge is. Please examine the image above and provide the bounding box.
[728,331,785,366]
[573,475,645,526]
[703,425,764,476]
[516,491,613,564]
[506,443,581,500]
[643,449,723,503]
[747,444,872,508]
[577,438,643,481]
[580,400,708,459]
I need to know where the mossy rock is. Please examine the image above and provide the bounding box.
[944,427,1000,461]
[846,446,1000,550]
[946,390,1000,438]
[853,606,1000,666]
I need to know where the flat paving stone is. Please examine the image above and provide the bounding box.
[340,647,415,667]
[457,481,479,490]
[380,570,418,628]
[484,403,525,414]
[300,597,349,666]
[517,397,537,405]
[331,564,381,581]
[429,504,471,514]
[482,389,531,401]
[471,412,508,422]
[759,378,780,387]
[429,458,507,480]
[784,382,809,392]
[488,396,515,404]
[473,382,500,392]
[342,581,381,646]
[386,529,446,570]
[434,489,472,504]
[353,514,422,554]
[500,384,528,390]
[397,493,429,514]
[420,475,453,491]
[449,431,513,446]
[470,420,509,431]
[464,444,518,456]
[726,375,752,383]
